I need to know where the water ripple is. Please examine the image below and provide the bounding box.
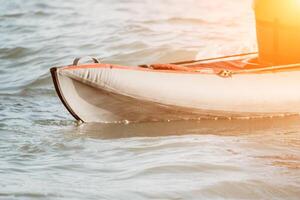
[1,0,300,199]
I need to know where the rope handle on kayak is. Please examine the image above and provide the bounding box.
[73,56,101,66]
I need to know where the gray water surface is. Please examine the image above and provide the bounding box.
[1,0,300,199]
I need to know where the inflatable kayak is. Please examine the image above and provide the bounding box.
[50,53,300,123]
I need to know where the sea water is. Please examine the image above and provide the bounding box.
[1,0,300,199]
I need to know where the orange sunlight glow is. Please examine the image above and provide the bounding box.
[254,0,300,65]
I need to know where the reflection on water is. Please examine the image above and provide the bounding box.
[75,116,300,139]
[1,0,300,199]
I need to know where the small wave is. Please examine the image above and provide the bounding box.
[22,72,52,89]
[138,163,239,175]
[0,13,24,18]
[0,72,53,96]
[18,73,56,96]
[0,47,30,59]
[255,155,300,170]
[33,11,51,16]
[197,180,300,199]
[167,17,208,25]
[0,192,60,199]
[0,11,50,19]
[143,17,208,25]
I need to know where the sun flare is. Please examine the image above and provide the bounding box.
[254,0,300,64]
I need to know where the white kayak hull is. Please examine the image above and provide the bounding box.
[51,61,300,123]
